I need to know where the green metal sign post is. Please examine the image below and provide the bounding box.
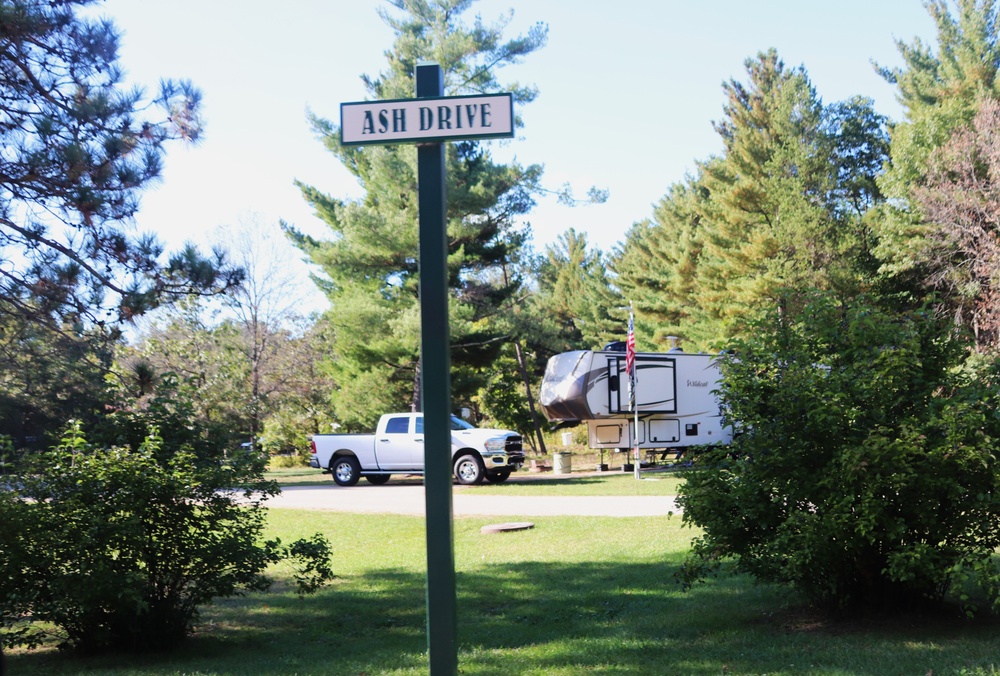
[415,62,457,676]
[341,62,514,675]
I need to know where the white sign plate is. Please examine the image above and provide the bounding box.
[341,93,513,146]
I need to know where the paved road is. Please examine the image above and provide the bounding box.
[268,481,680,517]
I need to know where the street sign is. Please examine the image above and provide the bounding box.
[341,93,514,146]
[338,63,517,675]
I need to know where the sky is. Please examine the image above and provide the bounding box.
[96,0,938,312]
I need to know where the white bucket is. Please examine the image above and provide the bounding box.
[553,451,572,475]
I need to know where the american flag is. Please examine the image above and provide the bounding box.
[626,309,636,411]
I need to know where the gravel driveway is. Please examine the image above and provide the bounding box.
[268,480,680,517]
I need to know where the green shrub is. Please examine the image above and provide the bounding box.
[269,452,307,469]
[0,422,333,654]
[678,293,1000,614]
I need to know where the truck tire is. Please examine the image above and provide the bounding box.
[484,469,511,484]
[364,474,391,485]
[454,453,485,485]
[331,456,361,487]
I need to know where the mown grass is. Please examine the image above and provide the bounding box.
[463,471,687,496]
[9,506,1000,675]
[266,465,330,486]
[269,464,687,495]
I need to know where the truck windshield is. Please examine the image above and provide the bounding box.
[450,415,476,430]
[415,415,478,433]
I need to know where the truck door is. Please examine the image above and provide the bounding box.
[376,415,424,470]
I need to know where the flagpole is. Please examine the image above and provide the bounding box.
[627,302,641,481]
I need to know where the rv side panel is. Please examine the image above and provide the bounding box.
[541,348,732,451]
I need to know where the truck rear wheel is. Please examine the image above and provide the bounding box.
[454,453,485,485]
[331,456,361,487]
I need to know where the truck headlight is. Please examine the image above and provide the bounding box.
[484,438,506,452]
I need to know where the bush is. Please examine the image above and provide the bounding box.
[0,422,333,653]
[269,452,307,469]
[677,293,1000,614]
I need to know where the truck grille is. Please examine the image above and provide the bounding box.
[506,435,525,464]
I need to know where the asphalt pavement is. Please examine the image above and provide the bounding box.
[267,474,680,517]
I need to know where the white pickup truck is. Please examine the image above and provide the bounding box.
[309,413,525,486]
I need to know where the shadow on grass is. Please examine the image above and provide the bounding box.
[11,559,1000,675]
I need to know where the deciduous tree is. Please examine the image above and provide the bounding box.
[219,217,319,448]
[912,97,1000,350]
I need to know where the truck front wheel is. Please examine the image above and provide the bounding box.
[454,454,485,485]
[484,469,511,484]
[331,456,361,487]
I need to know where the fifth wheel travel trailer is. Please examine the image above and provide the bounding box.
[538,345,732,459]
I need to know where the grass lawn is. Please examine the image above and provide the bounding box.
[266,465,331,486]
[9,502,1000,675]
[462,471,687,496]
[269,464,688,495]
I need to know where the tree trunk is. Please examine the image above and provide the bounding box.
[412,357,422,412]
[513,340,547,455]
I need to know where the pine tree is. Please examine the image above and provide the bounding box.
[0,0,240,331]
[534,228,622,352]
[614,175,714,351]
[616,50,887,347]
[285,0,547,428]
[698,50,843,334]
[878,0,1000,196]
